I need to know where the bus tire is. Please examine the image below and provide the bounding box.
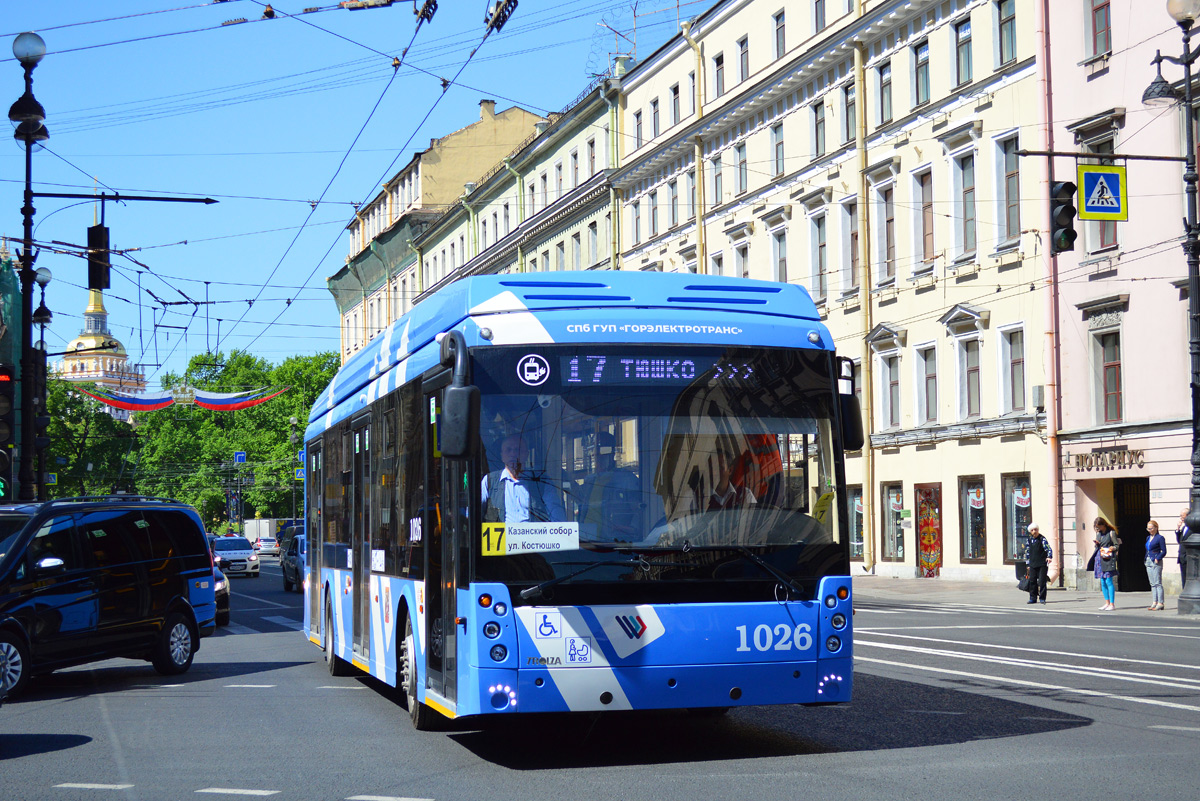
[402,615,437,731]
[324,600,352,677]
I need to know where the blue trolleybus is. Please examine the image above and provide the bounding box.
[301,271,863,729]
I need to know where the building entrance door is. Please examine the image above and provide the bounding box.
[1114,477,1150,592]
[916,483,942,578]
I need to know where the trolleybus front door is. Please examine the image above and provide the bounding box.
[307,442,322,639]
[351,417,371,662]
[423,392,460,706]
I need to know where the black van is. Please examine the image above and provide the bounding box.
[0,496,217,699]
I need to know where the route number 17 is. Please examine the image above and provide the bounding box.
[735,623,813,652]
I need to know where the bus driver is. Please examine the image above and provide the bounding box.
[481,434,566,524]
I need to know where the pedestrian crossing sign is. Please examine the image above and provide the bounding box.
[1076,164,1128,221]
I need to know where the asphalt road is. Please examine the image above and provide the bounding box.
[2,568,1198,800]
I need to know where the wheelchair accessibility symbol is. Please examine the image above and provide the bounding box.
[535,611,562,638]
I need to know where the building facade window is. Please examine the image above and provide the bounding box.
[714,54,725,97]
[883,186,896,280]
[815,0,826,33]
[881,483,904,561]
[670,84,680,125]
[812,215,826,298]
[1090,0,1111,58]
[772,229,788,283]
[631,201,641,244]
[669,180,679,228]
[958,153,977,253]
[1089,139,1118,251]
[914,41,930,106]
[774,11,786,58]
[503,203,510,234]
[1001,137,1021,242]
[1100,330,1122,422]
[882,353,900,428]
[736,143,748,194]
[736,244,749,279]
[634,111,643,148]
[1002,473,1032,563]
[998,0,1016,65]
[689,71,696,113]
[771,123,785,176]
[588,222,598,265]
[481,219,488,250]
[955,18,973,86]
[843,84,856,143]
[814,102,827,157]
[848,485,864,559]
[738,37,750,82]
[571,233,581,270]
[541,173,548,208]
[919,170,935,266]
[961,337,981,419]
[847,201,859,289]
[587,139,596,175]
[918,346,937,423]
[687,170,696,219]
[879,61,893,125]
[712,155,724,205]
[651,98,660,137]
[649,191,659,238]
[1004,328,1025,413]
[571,151,579,188]
[711,252,724,276]
[960,477,986,562]
[556,241,566,271]
[555,163,563,198]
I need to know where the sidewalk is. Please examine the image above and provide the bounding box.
[851,573,1196,617]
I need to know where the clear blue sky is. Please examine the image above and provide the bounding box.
[1,0,694,389]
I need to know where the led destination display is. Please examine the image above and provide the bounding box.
[560,354,755,386]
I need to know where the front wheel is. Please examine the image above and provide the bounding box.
[402,615,437,731]
[282,572,293,592]
[0,629,31,699]
[152,612,196,675]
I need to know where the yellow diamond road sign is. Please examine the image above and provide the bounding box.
[1077,164,1128,221]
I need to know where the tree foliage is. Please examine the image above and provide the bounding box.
[45,350,338,530]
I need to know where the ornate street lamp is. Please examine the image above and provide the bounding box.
[1144,0,1200,614]
[9,31,47,502]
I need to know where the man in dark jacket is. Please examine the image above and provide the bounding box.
[1023,523,1053,605]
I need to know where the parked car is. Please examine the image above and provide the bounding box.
[254,536,279,557]
[281,534,305,593]
[0,495,217,699]
[277,525,301,559]
[213,564,230,626]
[210,536,259,578]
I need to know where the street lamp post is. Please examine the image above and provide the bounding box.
[8,31,47,502]
[1144,0,1200,614]
[289,416,298,521]
[32,267,51,501]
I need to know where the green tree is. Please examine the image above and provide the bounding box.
[44,380,138,497]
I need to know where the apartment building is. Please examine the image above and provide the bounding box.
[614,0,1052,582]
[329,100,545,359]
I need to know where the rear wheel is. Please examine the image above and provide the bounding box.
[402,615,437,731]
[152,613,196,675]
[324,600,352,677]
[0,630,31,699]
[282,571,293,592]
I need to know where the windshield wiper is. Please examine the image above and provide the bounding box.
[519,558,640,600]
[731,546,805,597]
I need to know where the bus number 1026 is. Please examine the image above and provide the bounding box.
[735,623,813,652]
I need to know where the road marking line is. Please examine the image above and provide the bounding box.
[224,684,276,688]
[861,631,1200,672]
[318,685,367,690]
[346,797,436,801]
[55,784,135,790]
[857,656,1200,713]
[1149,725,1200,731]
[906,710,964,715]
[263,615,303,630]
[1073,625,1200,641]
[221,623,256,635]
[196,790,280,796]
[857,639,1200,690]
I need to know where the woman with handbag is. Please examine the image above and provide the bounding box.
[1145,520,1167,611]
[1094,517,1120,611]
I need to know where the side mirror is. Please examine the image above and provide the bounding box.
[34,555,66,575]
[840,393,864,453]
[440,384,480,458]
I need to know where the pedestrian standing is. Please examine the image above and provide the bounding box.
[1145,520,1167,611]
[1176,507,1189,588]
[1094,517,1120,611]
[1023,523,1052,605]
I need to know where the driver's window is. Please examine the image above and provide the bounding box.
[28,515,79,572]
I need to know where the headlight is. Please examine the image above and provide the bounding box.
[215,579,227,592]
[490,644,508,662]
[249,553,258,562]
[831,613,846,629]
[493,602,507,616]
[483,621,501,639]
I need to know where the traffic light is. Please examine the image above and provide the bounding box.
[0,364,15,502]
[1050,181,1078,255]
[88,224,110,290]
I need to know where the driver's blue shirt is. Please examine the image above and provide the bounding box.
[481,467,565,523]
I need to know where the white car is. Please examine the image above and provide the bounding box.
[212,536,260,577]
[254,536,280,557]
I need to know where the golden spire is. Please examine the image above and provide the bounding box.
[85,288,107,315]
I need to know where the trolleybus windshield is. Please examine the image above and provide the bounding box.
[470,344,848,601]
